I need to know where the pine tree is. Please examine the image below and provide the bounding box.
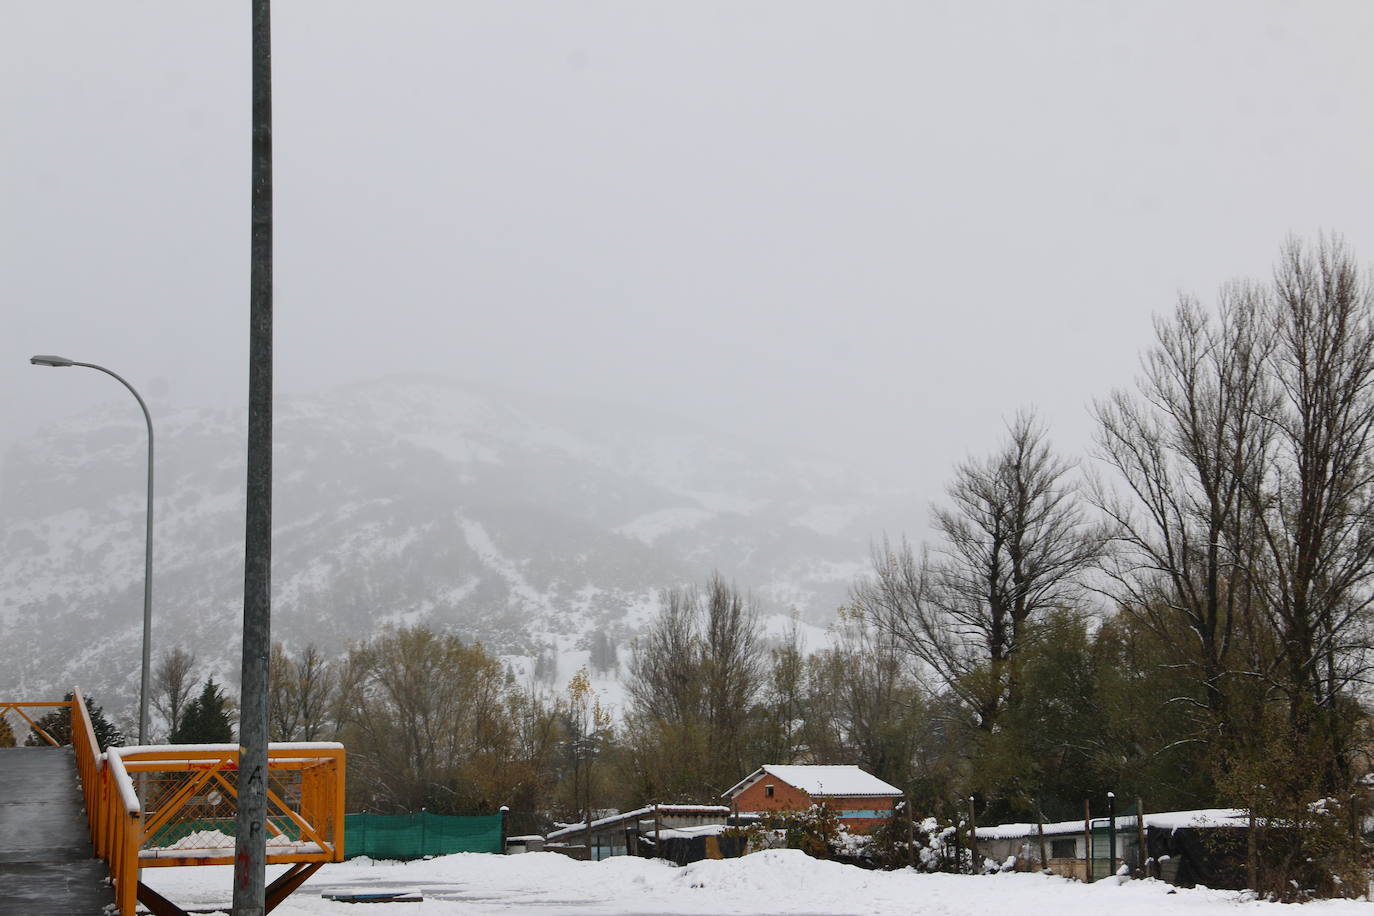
[171,678,234,744]
[24,693,125,750]
[589,630,618,675]
[533,644,558,685]
[0,714,15,748]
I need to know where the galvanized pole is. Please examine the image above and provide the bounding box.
[968,796,977,873]
[1107,792,1117,877]
[232,1,272,913]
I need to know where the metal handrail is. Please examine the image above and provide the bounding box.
[0,700,69,746]
[4,695,345,916]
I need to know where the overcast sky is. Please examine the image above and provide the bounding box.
[4,1,1373,498]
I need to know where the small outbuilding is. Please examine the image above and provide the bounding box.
[544,804,731,861]
[975,808,1251,884]
[724,765,903,833]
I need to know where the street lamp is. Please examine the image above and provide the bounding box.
[30,354,154,746]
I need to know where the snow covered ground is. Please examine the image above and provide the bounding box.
[142,849,1374,915]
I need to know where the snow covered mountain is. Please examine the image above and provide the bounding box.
[0,375,917,725]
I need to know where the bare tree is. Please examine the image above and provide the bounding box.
[1255,237,1374,781]
[625,573,762,798]
[803,609,923,787]
[757,615,808,765]
[562,667,612,822]
[701,574,762,773]
[336,626,514,812]
[1092,289,1276,742]
[151,645,197,741]
[856,413,1097,731]
[627,586,703,725]
[267,643,297,742]
[268,643,337,742]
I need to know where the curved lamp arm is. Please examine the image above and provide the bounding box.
[30,354,154,746]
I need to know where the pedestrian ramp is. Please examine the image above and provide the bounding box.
[2,691,346,916]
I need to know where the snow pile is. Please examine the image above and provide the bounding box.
[142,848,1374,915]
[156,829,235,851]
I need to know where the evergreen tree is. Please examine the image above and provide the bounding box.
[0,714,15,748]
[589,630,618,675]
[532,643,558,686]
[24,693,125,750]
[171,678,234,744]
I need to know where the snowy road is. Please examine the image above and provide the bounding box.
[142,849,1374,915]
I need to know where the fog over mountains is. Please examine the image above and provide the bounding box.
[0,376,920,727]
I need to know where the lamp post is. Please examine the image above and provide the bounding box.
[30,354,154,746]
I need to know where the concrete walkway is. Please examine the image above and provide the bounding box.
[0,745,115,914]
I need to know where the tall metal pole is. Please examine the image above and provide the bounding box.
[233,0,272,913]
[1107,791,1117,877]
[29,356,154,746]
[968,796,978,874]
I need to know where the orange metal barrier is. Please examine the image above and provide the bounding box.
[0,699,69,746]
[105,743,346,915]
[7,692,345,916]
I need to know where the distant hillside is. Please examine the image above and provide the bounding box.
[0,375,919,727]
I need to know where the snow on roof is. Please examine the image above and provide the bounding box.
[655,823,730,840]
[724,765,903,799]
[108,742,344,758]
[545,804,730,841]
[975,808,1250,840]
[1138,808,1249,830]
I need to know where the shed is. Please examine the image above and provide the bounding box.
[974,807,1249,883]
[545,804,731,861]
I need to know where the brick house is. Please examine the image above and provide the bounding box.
[723,765,903,834]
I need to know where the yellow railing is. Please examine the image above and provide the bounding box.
[0,699,70,746]
[105,743,345,914]
[5,693,345,916]
[95,734,143,915]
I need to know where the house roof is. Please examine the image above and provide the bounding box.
[724,765,904,800]
[974,808,1250,840]
[545,804,730,842]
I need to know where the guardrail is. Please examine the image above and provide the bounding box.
[0,699,70,746]
[105,743,345,915]
[6,692,345,916]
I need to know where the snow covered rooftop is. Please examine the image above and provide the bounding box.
[724,765,904,799]
[975,808,1250,840]
[545,804,730,842]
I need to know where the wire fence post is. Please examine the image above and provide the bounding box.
[1082,799,1092,884]
[968,796,978,874]
[1036,801,1047,872]
[1107,792,1117,878]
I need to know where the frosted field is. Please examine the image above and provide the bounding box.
[142,849,1374,915]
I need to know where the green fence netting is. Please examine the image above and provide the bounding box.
[344,811,504,859]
